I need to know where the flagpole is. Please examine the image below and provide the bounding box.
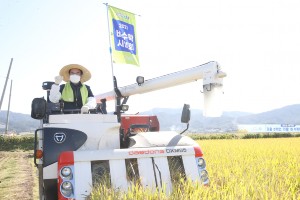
[104,3,123,121]
[104,3,115,89]
[103,3,140,121]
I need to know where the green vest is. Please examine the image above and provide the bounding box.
[61,82,88,105]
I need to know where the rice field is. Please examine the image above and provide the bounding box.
[89,138,300,200]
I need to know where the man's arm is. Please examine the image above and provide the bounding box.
[49,76,63,103]
[49,84,62,103]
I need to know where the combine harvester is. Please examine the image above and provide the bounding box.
[31,61,226,200]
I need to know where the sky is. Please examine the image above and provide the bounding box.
[0,0,300,115]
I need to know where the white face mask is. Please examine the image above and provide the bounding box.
[70,74,81,83]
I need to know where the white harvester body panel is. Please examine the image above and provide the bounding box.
[128,131,199,148]
[39,114,120,182]
[45,114,120,150]
[43,163,57,179]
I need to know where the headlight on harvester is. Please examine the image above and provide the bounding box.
[61,181,73,197]
[200,170,209,183]
[197,158,206,169]
[61,166,72,178]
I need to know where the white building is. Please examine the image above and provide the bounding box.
[238,124,300,133]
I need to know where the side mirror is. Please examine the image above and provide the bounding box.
[181,104,190,124]
[31,97,46,119]
[180,104,190,135]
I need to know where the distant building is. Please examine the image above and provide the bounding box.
[238,124,300,133]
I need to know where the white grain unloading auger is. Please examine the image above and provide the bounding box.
[31,61,226,200]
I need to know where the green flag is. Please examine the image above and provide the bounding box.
[108,6,139,66]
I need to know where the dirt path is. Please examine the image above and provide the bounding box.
[0,151,37,200]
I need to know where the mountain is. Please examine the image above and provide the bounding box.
[140,108,252,132]
[0,111,39,133]
[1,104,300,133]
[236,104,300,124]
[141,104,300,132]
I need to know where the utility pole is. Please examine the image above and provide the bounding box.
[5,80,12,135]
[0,58,13,111]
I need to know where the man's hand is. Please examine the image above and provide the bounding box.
[55,75,63,85]
[81,105,89,114]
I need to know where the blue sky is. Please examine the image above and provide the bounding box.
[1,0,300,115]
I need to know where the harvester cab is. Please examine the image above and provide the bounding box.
[31,61,226,200]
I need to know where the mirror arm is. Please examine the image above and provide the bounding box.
[179,123,189,135]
